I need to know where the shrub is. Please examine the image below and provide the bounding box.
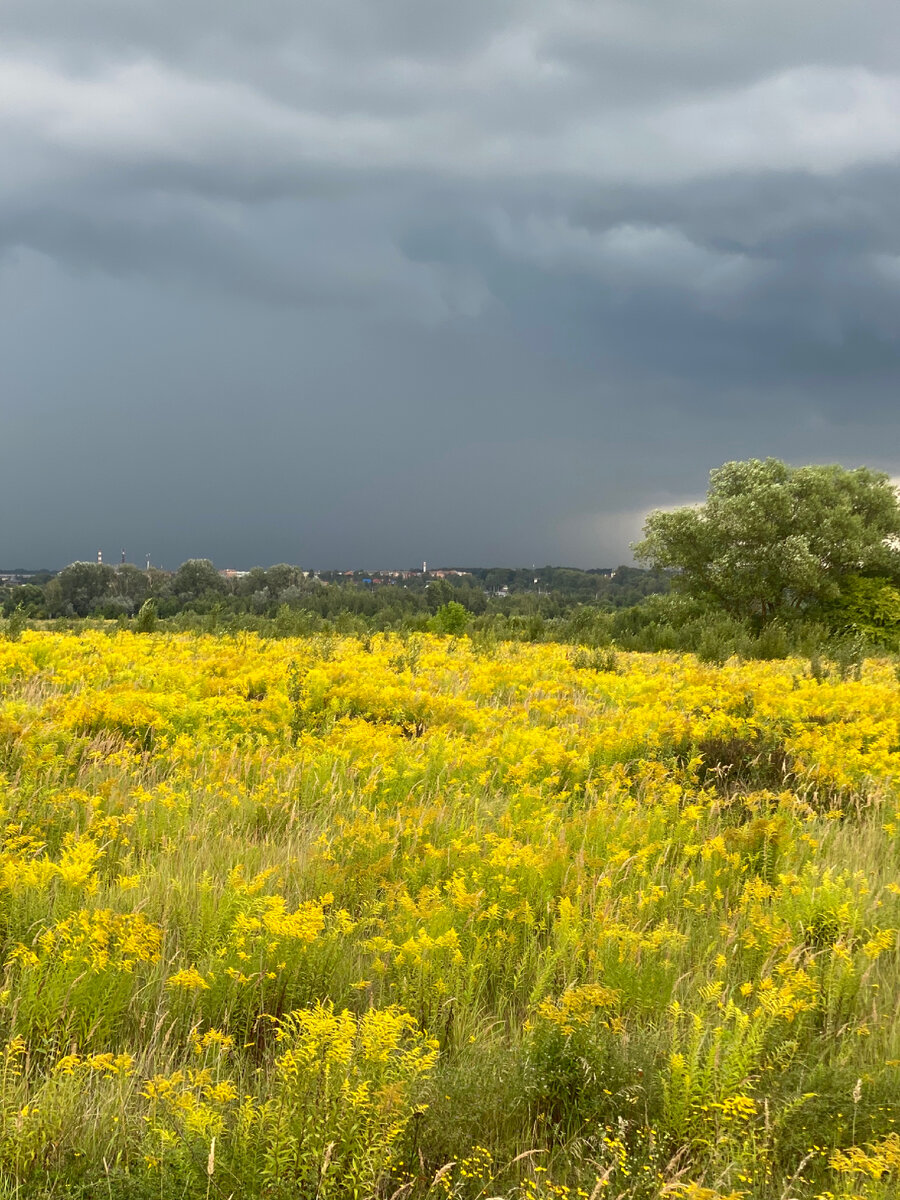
[4,606,26,643]
[430,601,469,636]
[134,599,158,634]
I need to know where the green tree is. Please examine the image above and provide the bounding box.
[4,605,26,642]
[430,600,469,635]
[171,559,226,610]
[237,566,269,598]
[634,459,900,621]
[3,584,46,617]
[266,564,303,598]
[825,576,900,645]
[111,564,151,614]
[49,562,116,617]
[425,578,454,613]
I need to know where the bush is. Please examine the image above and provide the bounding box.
[4,606,26,643]
[523,985,655,1139]
[134,599,158,633]
[430,601,469,636]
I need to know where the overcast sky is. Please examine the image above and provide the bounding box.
[3,1,900,569]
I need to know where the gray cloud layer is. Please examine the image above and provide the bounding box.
[2,1,900,568]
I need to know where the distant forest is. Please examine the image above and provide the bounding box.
[1,560,669,624]
[6,460,900,667]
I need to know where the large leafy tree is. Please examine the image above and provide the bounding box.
[171,558,226,608]
[634,459,900,620]
[46,562,116,617]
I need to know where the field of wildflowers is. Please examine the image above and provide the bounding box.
[0,629,898,1199]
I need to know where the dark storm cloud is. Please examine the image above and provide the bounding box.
[2,1,900,567]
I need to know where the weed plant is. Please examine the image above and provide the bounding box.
[0,631,896,1198]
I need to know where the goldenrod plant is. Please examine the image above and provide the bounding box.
[0,629,897,1197]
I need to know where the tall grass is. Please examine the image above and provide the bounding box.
[0,630,896,1198]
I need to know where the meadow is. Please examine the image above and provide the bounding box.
[0,629,898,1199]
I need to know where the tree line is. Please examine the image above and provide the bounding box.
[1,559,669,624]
[5,459,900,661]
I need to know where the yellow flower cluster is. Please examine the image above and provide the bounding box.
[0,629,897,1199]
[36,908,163,972]
[830,1133,900,1179]
[53,1051,135,1077]
[534,983,619,1033]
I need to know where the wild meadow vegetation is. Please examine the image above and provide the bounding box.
[0,627,898,1199]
